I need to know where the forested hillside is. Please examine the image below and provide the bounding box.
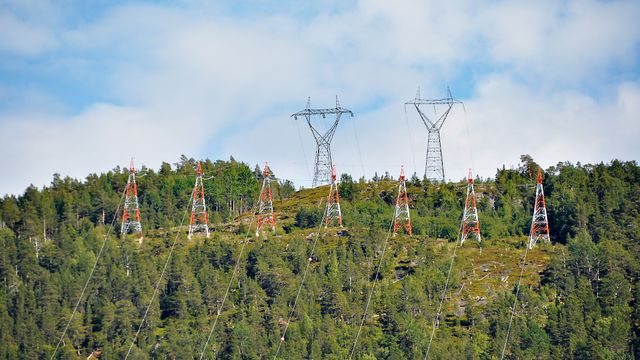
[0,156,639,359]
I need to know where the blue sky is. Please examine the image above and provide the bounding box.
[1,0,639,195]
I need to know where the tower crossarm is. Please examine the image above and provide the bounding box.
[306,115,340,144]
[405,98,462,106]
[433,104,453,130]
[406,98,461,131]
[291,107,354,119]
[412,103,437,130]
[291,108,353,143]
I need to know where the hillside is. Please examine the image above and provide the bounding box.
[0,157,639,359]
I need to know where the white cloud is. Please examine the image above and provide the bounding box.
[0,10,57,56]
[480,0,640,82]
[0,103,208,194]
[460,76,640,176]
[1,0,639,195]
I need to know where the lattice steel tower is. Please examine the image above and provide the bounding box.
[460,168,481,245]
[188,161,210,239]
[256,162,276,236]
[393,166,412,236]
[529,168,550,249]
[121,159,143,242]
[405,87,462,182]
[292,96,354,187]
[325,165,343,227]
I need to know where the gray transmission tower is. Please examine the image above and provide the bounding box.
[292,96,353,187]
[405,88,462,182]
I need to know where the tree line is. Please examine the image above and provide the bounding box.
[0,156,638,359]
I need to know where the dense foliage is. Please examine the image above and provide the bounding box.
[0,156,638,359]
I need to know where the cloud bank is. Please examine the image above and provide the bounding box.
[0,0,639,194]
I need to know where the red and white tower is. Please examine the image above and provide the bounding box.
[188,161,210,239]
[529,168,550,249]
[256,162,276,236]
[326,165,343,227]
[393,166,412,236]
[460,168,481,244]
[121,159,143,242]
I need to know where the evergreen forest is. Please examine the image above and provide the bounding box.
[1,155,639,359]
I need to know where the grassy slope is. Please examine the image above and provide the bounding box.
[233,180,552,319]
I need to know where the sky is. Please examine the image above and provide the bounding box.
[1,0,639,195]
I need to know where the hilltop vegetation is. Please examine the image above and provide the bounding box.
[0,156,639,359]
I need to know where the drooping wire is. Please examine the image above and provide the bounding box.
[50,188,126,360]
[350,115,367,180]
[424,101,478,358]
[461,104,475,175]
[424,226,462,359]
[404,103,419,174]
[125,194,193,359]
[198,197,261,359]
[200,171,315,359]
[500,245,530,359]
[348,215,395,359]
[295,117,313,184]
[273,199,328,359]
[423,98,474,357]
[436,97,477,353]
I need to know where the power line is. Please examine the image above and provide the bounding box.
[500,245,530,359]
[273,200,328,359]
[350,113,367,179]
[49,189,126,360]
[198,198,261,359]
[125,195,193,359]
[349,216,395,359]
[295,116,313,181]
[424,227,462,359]
[403,102,418,174]
[461,104,475,174]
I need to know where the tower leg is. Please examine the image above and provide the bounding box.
[313,141,333,187]
[425,130,445,182]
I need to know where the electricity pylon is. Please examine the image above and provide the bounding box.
[460,168,481,245]
[529,168,550,249]
[292,96,354,187]
[256,162,276,236]
[326,165,343,227]
[405,87,462,182]
[188,161,210,239]
[393,166,412,236]
[121,159,143,242]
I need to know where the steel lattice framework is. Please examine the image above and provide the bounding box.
[256,162,276,236]
[292,96,354,187]
[393,166,412,236]
[405,88,462,182]
[529,168,550,249]
[460,168,481,244]
[121,159,143,242]
[325,165,343,227]
[188,161,210,239]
